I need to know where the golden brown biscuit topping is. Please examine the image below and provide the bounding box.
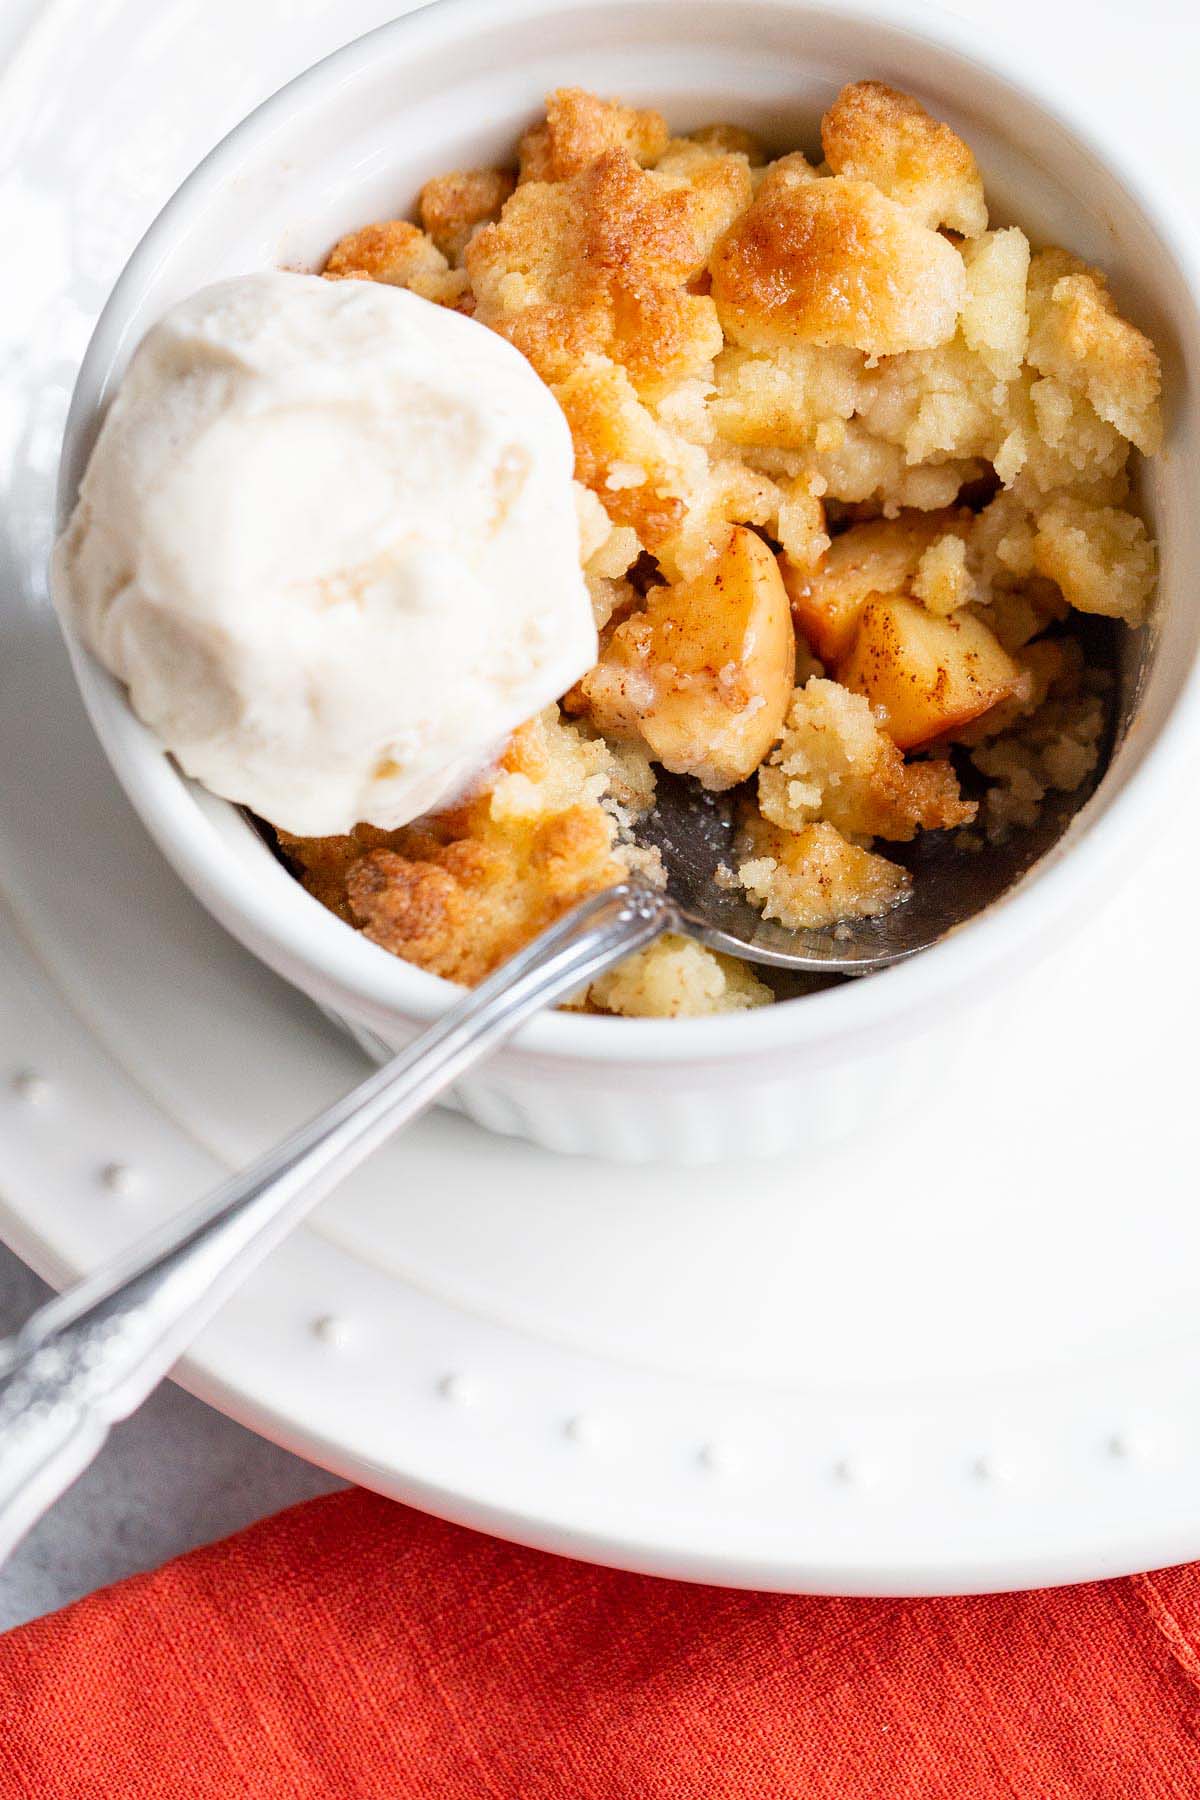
[820,80,987,236]
[709,176,966,356]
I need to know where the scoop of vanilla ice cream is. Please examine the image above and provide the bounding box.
[52,270,597,835]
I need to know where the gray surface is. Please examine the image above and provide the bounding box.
[0,1243,343,1633]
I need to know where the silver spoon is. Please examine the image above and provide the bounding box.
[0,757,1094,1559]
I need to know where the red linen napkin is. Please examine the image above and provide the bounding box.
[2,1488,1200,1797]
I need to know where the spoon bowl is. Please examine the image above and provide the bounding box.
[634,659,1115,974]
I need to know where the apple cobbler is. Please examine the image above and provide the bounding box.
[278,82,1161,1018]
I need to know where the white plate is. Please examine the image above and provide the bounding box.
[2,0,1198,1596]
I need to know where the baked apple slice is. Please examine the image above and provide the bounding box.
[838,595,1021,749]
[575,526,794,788]
[783,510,968,664]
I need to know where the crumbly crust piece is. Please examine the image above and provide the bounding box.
[517,88,670,183]
[322,220,468,307]
[710,342,870,452]
[738,819,911,930]
[820,80,987,237]
[468,149,725,395]
[552,357,697,555]
[913,533,974,615]
[709,175,967,357]
[959,227,1030,382]
[418,167,515,264]
[279,713,624,984]
[586,935,772,1016]
[758,679,976,843]
[1031,497,1156,624]
[1026,250,1161,455]
[281,708,763,1016]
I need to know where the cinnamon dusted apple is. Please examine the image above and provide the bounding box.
[838,597,1024,751]
[570,527,794,789]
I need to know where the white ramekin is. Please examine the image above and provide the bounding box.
[54,0,1200,1163]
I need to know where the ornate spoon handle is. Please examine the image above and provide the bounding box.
[0,882,676,1562]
